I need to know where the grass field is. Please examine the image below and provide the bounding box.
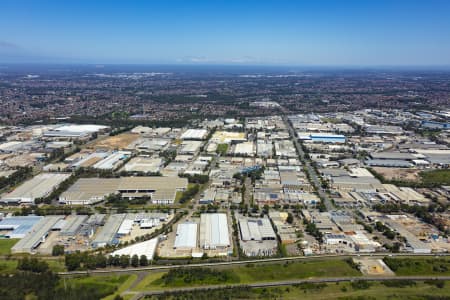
[63,274,131,299]
[255,281,450,300]
[134,259,361,291]
[143,281,450,300]
[216,143,228,155]
[0,239,19,255]
[0,259,17,274]
[420,169,450,186]
[384,257,450,276]
[235,259,360,283]
[102,274,137,300]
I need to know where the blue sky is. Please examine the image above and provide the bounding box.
[1,0,450,65]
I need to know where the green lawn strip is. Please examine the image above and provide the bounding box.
[0,239,19,255]
[384,257,450,276]
[216,144,228,155]
[234,259,360,283]
[46,258,67,272]
[133,259,361,291]
[0,259,18,274]
[420,169,450,186]
[251,281,450,300]
[63,274,130,299]
[102,273,138,300]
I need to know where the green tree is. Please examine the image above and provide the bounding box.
[52,245,65,256]
[119,255,130,268]
[131,254,139,267]
[139,255,149,266]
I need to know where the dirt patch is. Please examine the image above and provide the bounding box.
[89,133,140,150]
[372,167,421,181]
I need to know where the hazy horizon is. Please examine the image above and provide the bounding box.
[1,0,450,66]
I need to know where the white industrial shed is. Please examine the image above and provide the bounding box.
[174,222,198,249]
[111,237,159,260]
[199,213,230,250]
[181,129,208,140]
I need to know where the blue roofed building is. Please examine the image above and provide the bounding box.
[0,216,43,239]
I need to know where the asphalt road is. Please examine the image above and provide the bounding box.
[283,116,334,211]
[58,252,449,276]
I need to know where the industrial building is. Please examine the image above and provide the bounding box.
[233,142,255,156]
[179,141,203,155]
[199,213,230,250]
[92,151,131,170]
[0,216,43,238]
[180,129,208,140]
[59,176,188,205]
[92,214,126,248]
[239,217,276,241]
[11,216,63,253]
[122,157,163,173]
[59,178,120,205]
[43,124,109,140]
[60,215,88,236]
[111,237,159,259]
[300,133,347,144]
[238,215,277,256]
[174,222,198,249]
[1,173,71,204]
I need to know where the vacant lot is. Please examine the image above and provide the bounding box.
[89,133,140,150]
[384,257,450,276]
[372,167,420,181]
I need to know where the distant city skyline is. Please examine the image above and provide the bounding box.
[1,0,450,66]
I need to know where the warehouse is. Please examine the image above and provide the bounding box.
[93,151,131,170]
[11,216,63,253]
[181,129,208,140]
[370,152,417,160]
[59,178,120,205]
[43,124,109,140]
[117,219,134,236]
[60,215,88,236]
[1,173,71,204]
[310,134,346,144]
[199,213,230,250]
[256,142,273,158]
[121,157,163,173]
[0,216,43,238]
[239,217,276,241]
[174,222,198,249]
[234,142,255,156]
[179,140,203,155]
[59,176,188,205]
[366,159,413,168]
[238,215,277,256]
[92,214,126,248]
[111,237,159,259]
[117,177,188,204]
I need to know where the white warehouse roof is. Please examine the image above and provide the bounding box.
[111,237,159,260]
[174,222,198,249]
[199,213,230,250]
